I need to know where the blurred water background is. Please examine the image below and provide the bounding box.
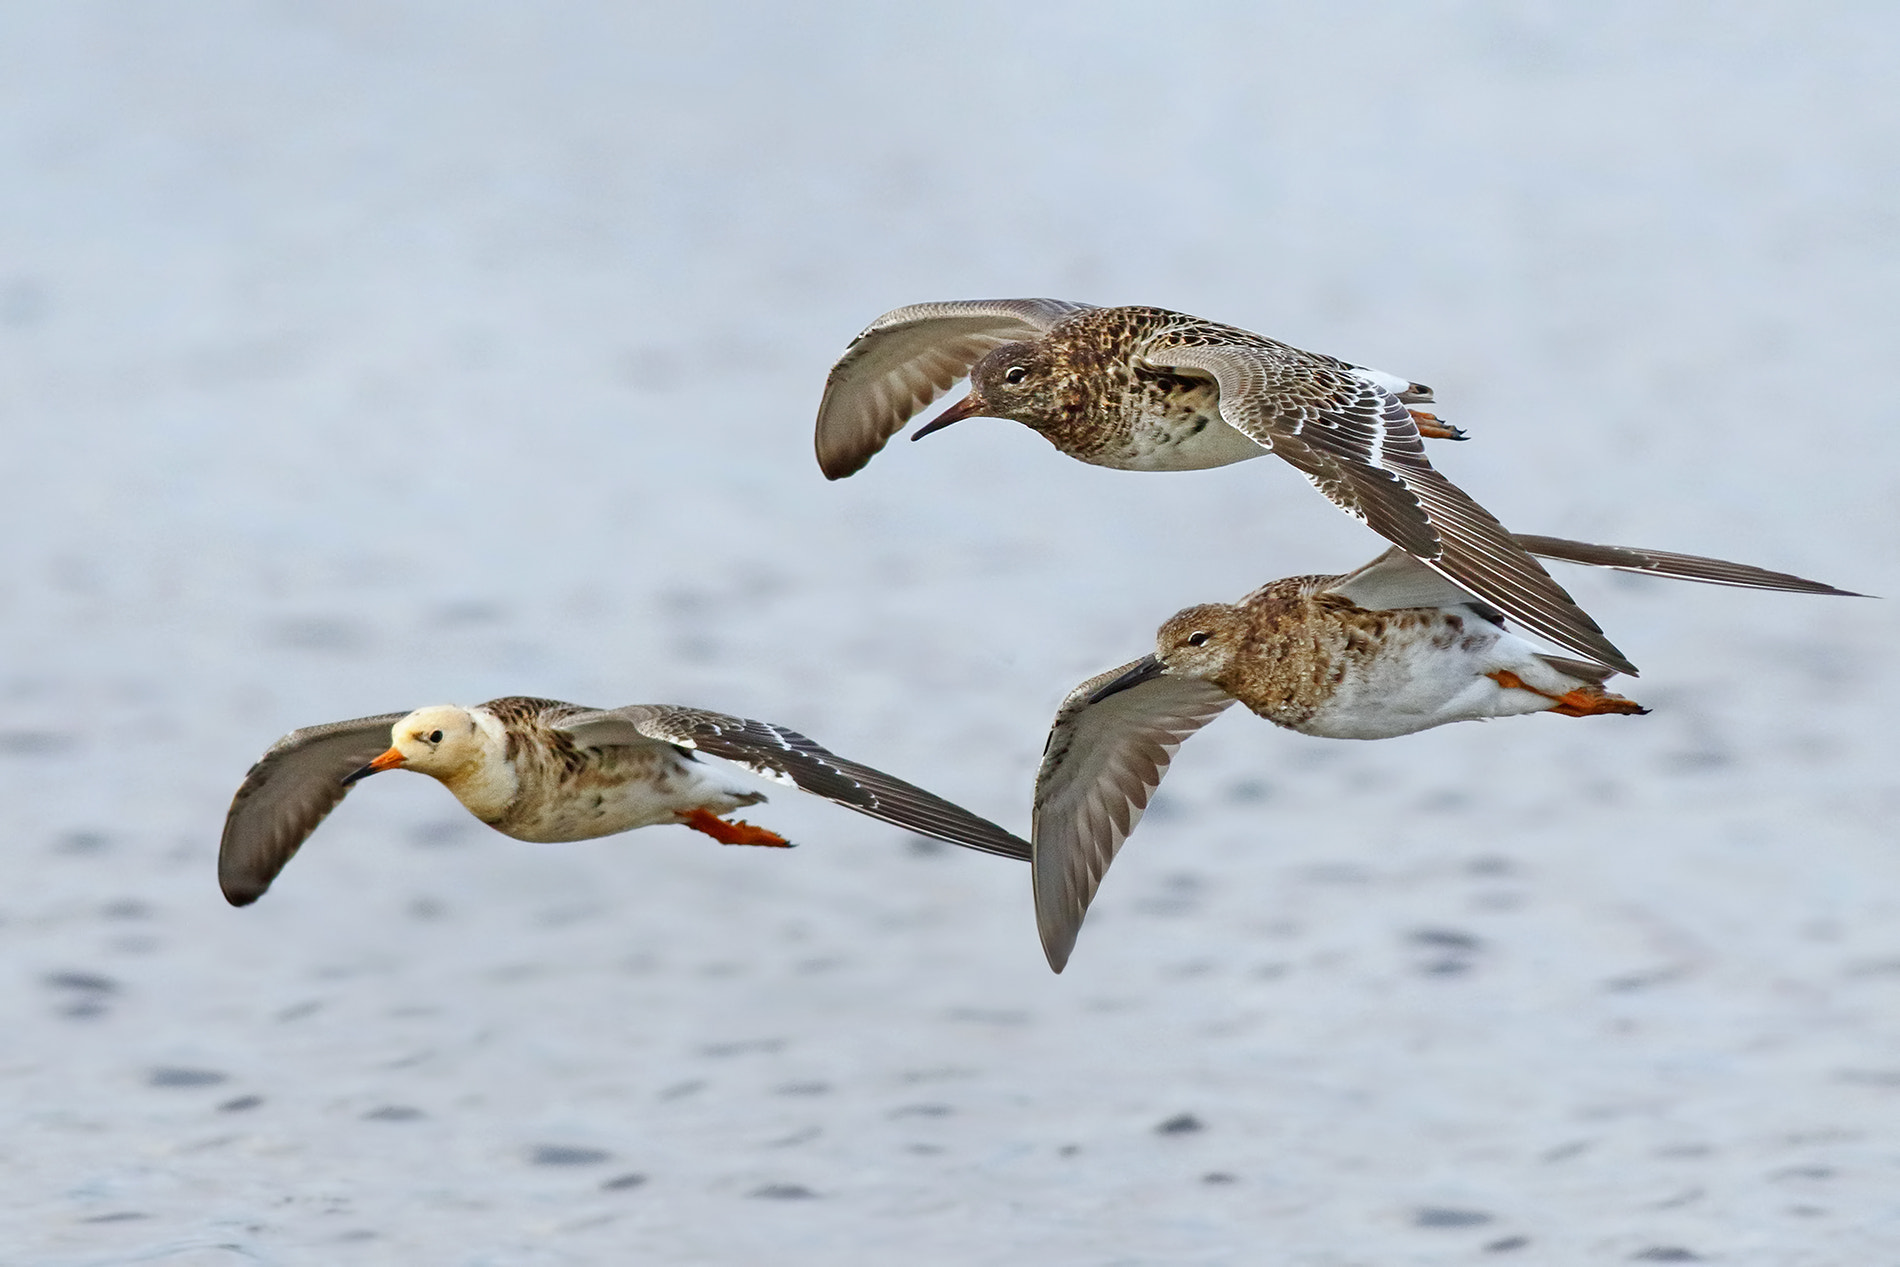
[0,4,1896,1263]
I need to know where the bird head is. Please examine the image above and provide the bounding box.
[344,705,486,784]
[912,340,1060,439]
[1153,603,1249,682]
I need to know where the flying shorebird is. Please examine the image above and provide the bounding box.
[816,298,1639,674]
[219,696,1029,906]
[1028,536,1858,972]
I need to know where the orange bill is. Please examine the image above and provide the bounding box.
[342,746,408,785]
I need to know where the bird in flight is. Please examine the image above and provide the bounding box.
[1027,534,1857,971]
[817,299,1637,673]
[219,696,1029,906]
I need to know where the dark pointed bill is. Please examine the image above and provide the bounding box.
[910,393,984,441]
[342,747,405,785]
[1084,655,1166,704]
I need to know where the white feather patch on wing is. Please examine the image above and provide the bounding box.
[1352,366,1409,395]
[720,758,799,787]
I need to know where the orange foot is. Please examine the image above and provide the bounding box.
[680,807,792,848]
[1410,409,1469,441]
[1548,687,1649,718]
[1489,670,1649,718]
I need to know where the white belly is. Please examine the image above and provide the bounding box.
[1297,617,1579,740]
[1090,409,1269,472]
[493,749,763,842]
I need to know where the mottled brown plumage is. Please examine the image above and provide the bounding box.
[1029,536,1854,971]
[817,299,1638,674]
[1156,580,1513,733]
[473,698,722,841]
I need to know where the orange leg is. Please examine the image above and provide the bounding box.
[1410,409,1469,441]
[679,807,793,848]
[1489,670,1648,718]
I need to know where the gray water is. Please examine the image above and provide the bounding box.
[2,4,1896,1264]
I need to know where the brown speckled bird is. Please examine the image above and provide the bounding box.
[816,299,1640,674]
[219,696,1029,906]
[1027,536,1857,971]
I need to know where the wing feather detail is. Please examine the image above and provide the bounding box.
[1031,662,1235,972]
[1325,548,1478,612]
[558,705,1030,861]
[1329,536,1862,615]
[1511,534,1862,596]
[1137,330,1637,675]
[218,713,407,906]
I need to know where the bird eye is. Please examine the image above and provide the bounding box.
[428,729,444,744]
[1186,631,1211,647]
[1003,365,1028,385]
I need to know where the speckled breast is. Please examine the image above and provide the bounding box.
[1096,372,1265,472]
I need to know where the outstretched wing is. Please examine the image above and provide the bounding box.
[815,298,1097,478]
[1511,534,1862,596]
[1328,536,1861,615]
[219,713,406,906]
[1137,328,1638,676]
[557,705,1031,862]
[1032,659,1236,973]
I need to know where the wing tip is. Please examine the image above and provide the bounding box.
[1034,871,1079,973]
[815,446,870,480]
[220,878,265,907]
[813,433,877,478]
[1041,930,1073,974]
[975,830,1034,863]
[818,456,866,481]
